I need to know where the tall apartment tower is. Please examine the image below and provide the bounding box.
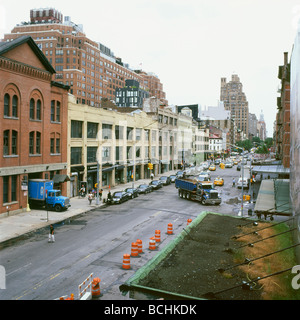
[220,74,249,140]
[3,8,167,107]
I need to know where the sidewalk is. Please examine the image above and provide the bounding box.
[0,172,177,246]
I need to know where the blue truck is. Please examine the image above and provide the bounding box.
[175,177,221,205]
[28,179,71,212]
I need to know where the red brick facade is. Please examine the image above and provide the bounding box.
[0,36,69,215]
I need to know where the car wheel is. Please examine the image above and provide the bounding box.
[201,200,206,205]
[54,204,62,212]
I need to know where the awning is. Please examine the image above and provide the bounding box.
[254,179,291,216]
[252,165,290,175]
[53,174,70,184]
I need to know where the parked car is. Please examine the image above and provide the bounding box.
[124,188,139,198]
[159,176,171,185]
[110,191,131,204]
[169,175,177,183]
[137,184,152,194]
[149,180,163,190]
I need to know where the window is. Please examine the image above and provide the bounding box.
[56,101,60,122]
[71,120,83,138]
[3,176,9,203]
[136,128,141,141]
[127,127,133,140]
[115,146,123,161]
[4,93,9,116]
[102,147,111,162]
[3,130,9,155]
[11,175,17,202]
[50,133,60,154]
[126,146,132,160]
[51,100,61,122]
[29,131,34,154]
[87,147,97,163]
[30,99,35,119]
[71,147,82,164]
[30,98,42,120]
[87,122,98,138]
[11,131,17,155]
[36,100,41,120]
[115,125,123,140]
[29,131,41,155]
[12,95,18,118]
[102,124,112,139]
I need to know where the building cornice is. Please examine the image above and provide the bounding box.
[0,56,52,81]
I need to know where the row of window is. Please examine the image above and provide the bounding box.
[3,130,61,156]
[71,145,177,165]
[4,93,61,122]
[71,121,177,142]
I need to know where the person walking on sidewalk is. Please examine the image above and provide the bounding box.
[88,191,93,205]
[48,224,55,243]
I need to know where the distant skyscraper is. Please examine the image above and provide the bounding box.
[257,110,267,140]
[220,74,249,140]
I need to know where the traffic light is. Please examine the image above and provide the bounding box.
[148,163,153,170]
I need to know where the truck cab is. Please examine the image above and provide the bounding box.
[46,190,71,212]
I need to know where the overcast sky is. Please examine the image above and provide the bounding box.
[1,0,299,137]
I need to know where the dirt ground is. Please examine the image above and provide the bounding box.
[137,213,288,300]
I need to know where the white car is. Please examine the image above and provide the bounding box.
[225,162,233,168]
[198,171,211,181]
[237,177,249,189]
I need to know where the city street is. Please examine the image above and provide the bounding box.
[0,165,256,300]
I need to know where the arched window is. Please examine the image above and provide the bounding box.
[12,95,18,118]
[36,99,41,120]
[30,98,35,120]
[4,93,10,117]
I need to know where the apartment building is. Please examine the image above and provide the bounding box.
[115,79,149,108]
[220,74,249,141]
[3,8,167,107]
[0,36,69,215]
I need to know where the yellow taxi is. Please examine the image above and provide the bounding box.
[209,164,216,171]
[214,176,224,186]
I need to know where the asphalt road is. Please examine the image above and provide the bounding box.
[0,165,252,300]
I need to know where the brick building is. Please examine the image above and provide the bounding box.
[0,36,69,215]
[3,8,167,108]
[275,52,290,168]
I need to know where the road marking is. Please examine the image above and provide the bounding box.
[6,263,32,276]
[152,211,162,217]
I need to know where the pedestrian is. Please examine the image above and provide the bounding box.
[107,191,112,204]
[88,191,93,205]
[232,178,236,187]
[48,224,55,243]
[151,172,154,181]
[99,189,103,201]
